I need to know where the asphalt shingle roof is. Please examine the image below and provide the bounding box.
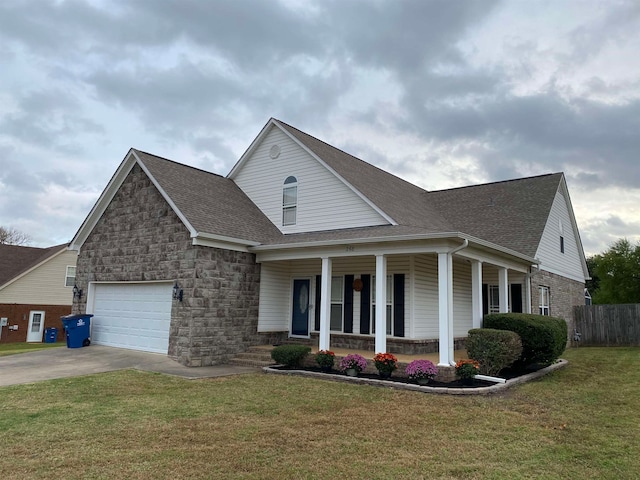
[0,243,68,287]
[428,173,563,258]
[128,121,564,259]
[276,120,452,233]
[134,150,283,244]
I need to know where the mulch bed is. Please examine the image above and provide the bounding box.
[273,365,495,388]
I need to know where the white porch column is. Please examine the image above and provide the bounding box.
[498,267,509,313]
[524,273,532,314]
[319,257,332,351]
[375,254,387,353]
[437,252,454,366]
[471,260,483,329]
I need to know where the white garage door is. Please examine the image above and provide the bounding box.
[91,282,173,354]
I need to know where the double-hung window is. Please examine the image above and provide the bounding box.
[488,285,501,314]
[330,276,343,331]
[65,266,76,287]
[282,176,297,226]
[372,275,393,335]
[539,286,550,316]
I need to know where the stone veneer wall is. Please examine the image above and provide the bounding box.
[74,163,267,366]
[530,269,585,344]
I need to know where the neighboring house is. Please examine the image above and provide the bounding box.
[0,243,77,343]
[69,118,589,367]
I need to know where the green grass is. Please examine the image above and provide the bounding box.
[0,342,64,356]
[1,347,638,479]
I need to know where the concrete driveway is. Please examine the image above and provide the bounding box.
[0,345,258,387]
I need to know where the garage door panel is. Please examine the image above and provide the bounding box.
[92,282,172,354]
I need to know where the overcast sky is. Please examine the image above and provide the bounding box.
[1,0,638,256]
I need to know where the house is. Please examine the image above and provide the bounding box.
[0,243,77,343]
[69,118,589,367]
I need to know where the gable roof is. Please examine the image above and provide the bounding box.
[428,173,564,258]
[70,149,282,251]
[134,150,283,244]
[70,119,584,271]
[0,243,68,289]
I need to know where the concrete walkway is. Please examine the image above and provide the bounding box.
[0,345,258,387]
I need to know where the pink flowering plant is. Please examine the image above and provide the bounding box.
[339,353,367,373]
[405,359,438,382]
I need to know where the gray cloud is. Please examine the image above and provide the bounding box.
[0,0,638,256]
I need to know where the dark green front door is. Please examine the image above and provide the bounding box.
[291,279,310,336]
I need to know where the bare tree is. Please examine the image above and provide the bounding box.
[0,226,32,246]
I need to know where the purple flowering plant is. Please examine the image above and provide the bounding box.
[405,359,438,381]
[339,353,367,373]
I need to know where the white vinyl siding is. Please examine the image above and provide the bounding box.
[452,260,473,337]
[257,256,412,336]
[535,189,585,282]
[0,249,77,305]
[257,262,291,332]
[233,127,388,234]
[412,254,439,339]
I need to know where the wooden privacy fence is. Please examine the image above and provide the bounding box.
[573,304,640,346]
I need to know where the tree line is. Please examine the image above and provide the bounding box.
[587,238,640,305]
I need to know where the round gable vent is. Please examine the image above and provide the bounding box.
[269,145,281,159]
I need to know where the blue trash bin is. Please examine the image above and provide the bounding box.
[44,327,58,343]
[60,314,93,348]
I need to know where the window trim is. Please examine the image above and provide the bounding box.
[282,176,298,226]
[371,274,393,335]
[539,285,550,316]
[65,266,76,287]
[330,276,344,332]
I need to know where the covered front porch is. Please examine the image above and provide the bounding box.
[253,235,537,366]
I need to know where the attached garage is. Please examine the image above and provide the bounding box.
[89,282,173,354]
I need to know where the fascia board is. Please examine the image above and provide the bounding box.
[251,232,538,265]
[192,232,261,252]
[271,120,397,226]
[558,175,590,280]
[69,150,138,251]
[134,151,197,238]
[0,246,70,291]
[227,118,277,179]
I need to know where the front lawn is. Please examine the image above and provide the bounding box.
[0,342,64,357]
[1,347,638,479]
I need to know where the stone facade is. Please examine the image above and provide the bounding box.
[530,269,585,344]
[74,164,267,366]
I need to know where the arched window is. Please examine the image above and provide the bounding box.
[282,176,297,226]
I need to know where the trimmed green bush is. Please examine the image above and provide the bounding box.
[466,328,523,375]
[270,345,311,367]
[483,313,567,367]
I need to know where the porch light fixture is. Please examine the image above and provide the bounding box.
[73,284,83,300]
[173,281,183,302]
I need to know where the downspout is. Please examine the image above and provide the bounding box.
[446,239,468,366]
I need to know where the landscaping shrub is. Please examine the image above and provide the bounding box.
[483,313,567,367]
[270,345,311,367]
[466,328,523,375]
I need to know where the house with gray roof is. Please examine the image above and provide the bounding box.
[0,243,77,343]
[69,118,589,367]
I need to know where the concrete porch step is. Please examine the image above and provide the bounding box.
[228,347,275,367]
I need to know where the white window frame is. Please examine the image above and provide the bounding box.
[282,176,298,226]
[330,276,344,332]
[65,266,76,287]
[371,275,393,335]
[539,286,550,316]
[488,285,501,314]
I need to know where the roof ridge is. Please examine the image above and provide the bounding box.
[430,172,563,194]
[273,119,429,194]
[132,148,226,179]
